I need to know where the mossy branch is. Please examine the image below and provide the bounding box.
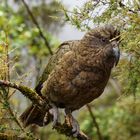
[0,80,45,107]
[0,80,90,140]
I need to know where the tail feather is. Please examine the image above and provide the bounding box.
[20,81,52,127]
[20,104,52,127]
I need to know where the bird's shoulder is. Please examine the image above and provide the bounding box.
[36,40,79,89]
[47,40,79,74]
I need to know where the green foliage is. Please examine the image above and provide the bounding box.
[79,96,140,140]
[109,96,140,140]
[0,0,63,81]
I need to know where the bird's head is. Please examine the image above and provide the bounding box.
[82,25,120,66]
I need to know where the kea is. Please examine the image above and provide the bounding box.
[20,25,120,136]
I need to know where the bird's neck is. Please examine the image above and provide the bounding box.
[75,43,115,75]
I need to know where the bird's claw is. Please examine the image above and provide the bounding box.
[43,103,59,127]
[71,117,80,137]
[43,112,48,126]
[65,109,80,137]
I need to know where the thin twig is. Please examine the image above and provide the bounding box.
[7,89,17,100]
[7,102,25,132]
[86,104,103,140]
[21,0,53,55]
[118,1,138,14]
[6,103,38,140]
[5,33,10,82]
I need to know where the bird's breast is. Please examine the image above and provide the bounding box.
[42,50,112,110]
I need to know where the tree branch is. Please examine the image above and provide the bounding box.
[86,104,103,140]
[0,80,45,107]
[0,80,90,140]
[21,0,53,55]
[54,122,90,140]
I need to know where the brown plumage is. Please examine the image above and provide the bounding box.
[20,25,120,131]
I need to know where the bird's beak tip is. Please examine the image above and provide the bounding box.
[113,47,120,66]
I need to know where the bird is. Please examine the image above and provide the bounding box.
[20,25,120,136]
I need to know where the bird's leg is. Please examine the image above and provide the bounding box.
[65,108,80,137]
[49,103,59,127]
[43,103,59,127]
[43,112,49,126]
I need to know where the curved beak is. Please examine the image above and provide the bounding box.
[111,41,120,66]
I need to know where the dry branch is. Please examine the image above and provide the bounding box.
[86,104,103,140]
[21,0,53,55]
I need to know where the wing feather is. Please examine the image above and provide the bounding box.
[35,40,78,93]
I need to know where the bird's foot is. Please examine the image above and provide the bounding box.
[49,103,59,128]
[43,103,59,127]
[65,109,80,137]
[43,112,50,126]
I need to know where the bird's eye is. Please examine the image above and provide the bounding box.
[101,38,106,42]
